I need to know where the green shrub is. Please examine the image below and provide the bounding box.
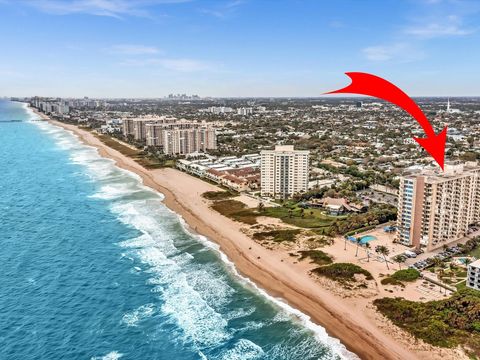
[380,277,405,287]
[312,263,373,282]
[391,268,420,282]
[210,200,257,225]
[202,191,238,200]
[298,250,333,265]
[252,229,301,242]
[374,289,480,354]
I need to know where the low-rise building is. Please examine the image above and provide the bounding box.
[177,156,260,192]
[467,259,480,291]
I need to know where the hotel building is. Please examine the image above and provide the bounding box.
[260,145,309,199]
[397,162,480,251]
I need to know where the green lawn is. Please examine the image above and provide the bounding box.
[455,280,467,291]
[469,246,480,259]
[261,206,344,228]
[210,199,393,238]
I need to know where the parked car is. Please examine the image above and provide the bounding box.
[404,250,417,258]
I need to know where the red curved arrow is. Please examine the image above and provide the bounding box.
[325,72,447,170]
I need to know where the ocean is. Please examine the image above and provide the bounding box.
[0,100,354,360]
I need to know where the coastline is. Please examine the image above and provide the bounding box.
[31,111,450,359]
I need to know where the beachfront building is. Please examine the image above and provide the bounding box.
[162,126,217,155]
[123,117,217,155]
[145,121,194,146]
[31,97,70,115]
[122,116,178,141]
[122,118,154,140]
[176,154,261,192]
[397,162,480,251]
[260,145,310,199]
[467,259,480,291]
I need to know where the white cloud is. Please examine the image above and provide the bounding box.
[108,44,161,55]
[21,0,191,18]
[362,43,424,62]
[404,15,474,38]
[201,0,245,19]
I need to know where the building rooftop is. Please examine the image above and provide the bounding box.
[469,259,480,268]
[403,161,480,182]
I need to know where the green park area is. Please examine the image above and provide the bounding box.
[206,192,396,237]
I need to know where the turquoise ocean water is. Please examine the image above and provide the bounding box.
[0,100,355,360]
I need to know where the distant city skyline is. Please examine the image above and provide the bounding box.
[1,0,480,97]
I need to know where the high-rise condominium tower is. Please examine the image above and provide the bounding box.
[397,162,480,251]
[260,145,309,199]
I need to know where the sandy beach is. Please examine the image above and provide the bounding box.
[41,115,466,360]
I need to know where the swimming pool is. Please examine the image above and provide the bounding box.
[347,235,377,244]
[359,235,377,244]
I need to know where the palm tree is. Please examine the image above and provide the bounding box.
[355,237,362,257]
[393,255,405,270]
[365,242,371,262]
[257,202,265,213]
[376,245,390,270]
[432,258,443,269]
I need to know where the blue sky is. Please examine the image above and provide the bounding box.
[0,0,479,97]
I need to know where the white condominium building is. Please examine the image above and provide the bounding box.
[467,259,480,291]
[122,119,155,141]
[145,121,204,147]
[162,126,217,155]
[397,162,480,251]
[122,117,178,141]
[122,117,217,155]
[260,145,309,199]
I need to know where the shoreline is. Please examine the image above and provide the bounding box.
[35,113,421,359]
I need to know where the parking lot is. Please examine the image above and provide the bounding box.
[408,245,465,271]
[356,189,398,206]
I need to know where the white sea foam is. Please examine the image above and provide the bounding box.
[22,102,41,121]
[90,183,140,200]
[34,119,359,360]
[122,304,155,327]
[224,306,256,321]
[220,339,265,360]
[175,223,359,360]
[90,351,123,360]
[121,233,232,347]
